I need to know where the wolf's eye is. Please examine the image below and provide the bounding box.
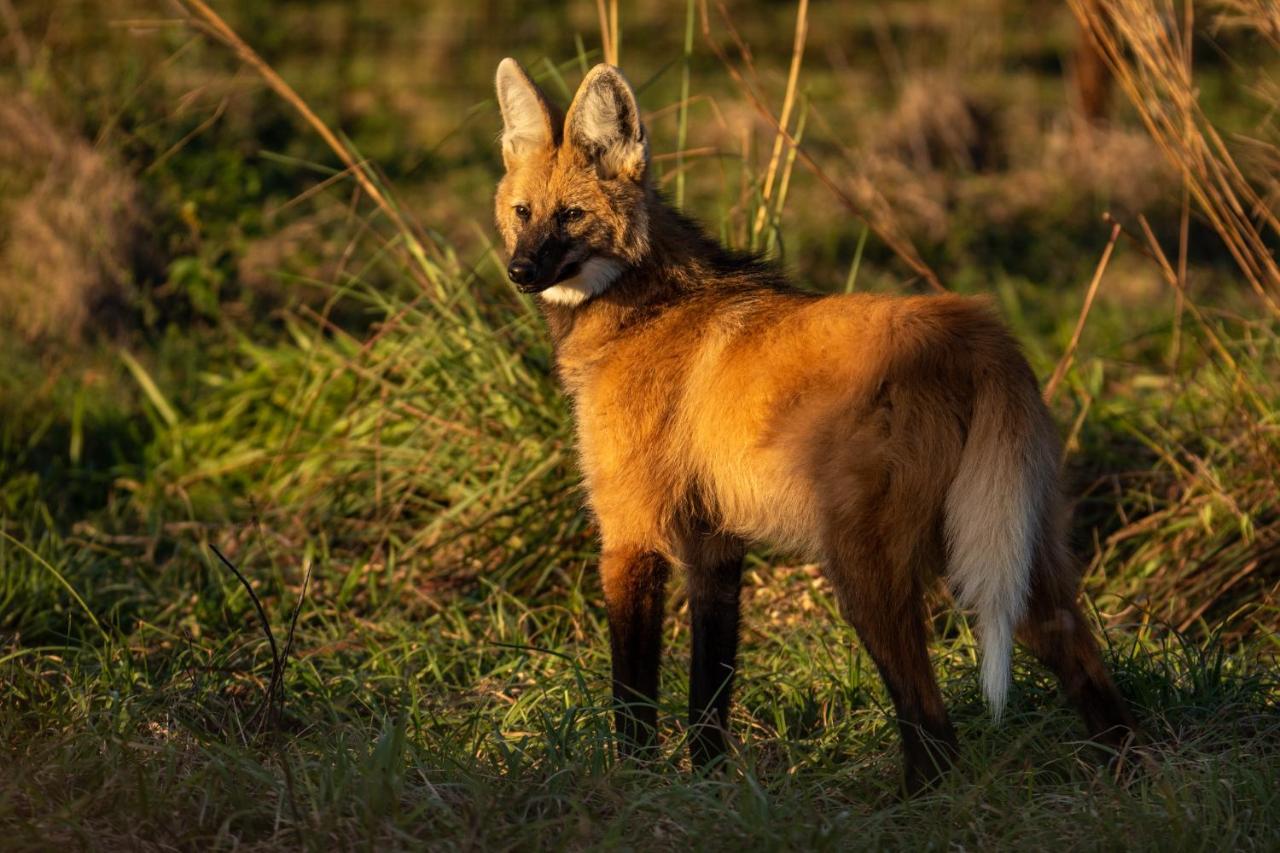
[562,207,584,223]
[514,204,531,221]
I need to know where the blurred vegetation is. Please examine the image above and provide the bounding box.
[1,0,1278,848]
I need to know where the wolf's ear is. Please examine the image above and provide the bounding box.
[565,64,648,182]
[496,58,555,168]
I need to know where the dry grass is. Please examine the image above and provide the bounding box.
[1042,0,1280,636]
[1212,0,1280,45]
[0,97,142,342]
[877,75,996,174]
[822,94,1174,253]
[1071,0,1280,312]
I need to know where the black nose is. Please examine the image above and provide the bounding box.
[507,258,537,286]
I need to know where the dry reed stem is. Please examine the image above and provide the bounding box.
[610,0,619,66]
[595,0,611,64]
[596,0,618,66]
[769,100,806,251]
[1044,221,1121,404]
[1171,0,1194,371]
[751,0,809,243]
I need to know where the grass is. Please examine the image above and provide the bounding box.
[2,0,1280,848]
[3,563,1279,849]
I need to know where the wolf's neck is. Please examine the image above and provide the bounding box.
[540,195,783,345]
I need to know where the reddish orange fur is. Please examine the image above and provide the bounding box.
[493,59,1135,791]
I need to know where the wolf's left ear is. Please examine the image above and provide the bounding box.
[496,58,556,169]
[565,64,648,182]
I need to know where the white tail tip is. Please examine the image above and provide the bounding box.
[981,616,1013,722]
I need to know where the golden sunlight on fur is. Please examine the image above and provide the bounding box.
[493,58,1134,793]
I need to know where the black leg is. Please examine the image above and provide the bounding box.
[850,592,958,794]
[687,555,743,769]
[600,547,670,758]
[825,537,958,795]
[1017,564,1136,751]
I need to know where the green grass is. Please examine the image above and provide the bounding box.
[3,561,1278,849]
[2,0,1280,848]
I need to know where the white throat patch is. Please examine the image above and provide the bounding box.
[539,258,625,307]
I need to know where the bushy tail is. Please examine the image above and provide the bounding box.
[943,375,1056,721]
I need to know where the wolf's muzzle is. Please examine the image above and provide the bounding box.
[507,236,579,293]
[507,258,539,289]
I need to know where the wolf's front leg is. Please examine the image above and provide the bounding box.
[686,546,744,770]
[600,547,670,759]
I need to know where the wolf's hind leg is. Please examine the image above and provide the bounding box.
[824,532,958,795]
[1017,547,1136,749]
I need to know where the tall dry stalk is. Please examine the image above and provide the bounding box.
[750,0,808,246]
[596,0,619,65]
[675,0,696,209]
[1043,222,1121,403]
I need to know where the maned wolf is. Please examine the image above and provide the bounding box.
[493,58,1135,792]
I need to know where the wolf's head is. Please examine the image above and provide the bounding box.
[493,58,651,307]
